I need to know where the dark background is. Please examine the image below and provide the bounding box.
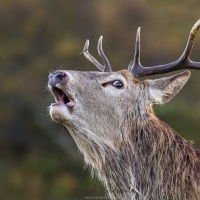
[0,0,200,199]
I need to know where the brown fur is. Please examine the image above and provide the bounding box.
[49,69,200,200]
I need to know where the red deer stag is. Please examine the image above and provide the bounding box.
[48,20,200,200]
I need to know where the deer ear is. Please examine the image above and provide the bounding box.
[146,70,191,104]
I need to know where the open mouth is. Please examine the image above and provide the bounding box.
[50,86,76,107]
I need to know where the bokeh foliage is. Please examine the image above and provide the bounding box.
[0,0,200,199]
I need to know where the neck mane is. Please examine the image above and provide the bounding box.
[66,115,200,200]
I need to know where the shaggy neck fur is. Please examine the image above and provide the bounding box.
[63,80,200,200]
[66,112,200,200]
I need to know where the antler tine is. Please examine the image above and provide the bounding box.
[128,27,141,73]
[130,19,200,77]
[83,39,105,72]
[179,19,200,62]
[97,36,112,72]
[82,37,112,72]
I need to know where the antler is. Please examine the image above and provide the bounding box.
[83,36,112,72]
[128,19,200,77]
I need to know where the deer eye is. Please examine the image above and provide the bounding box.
[112,80,124,89]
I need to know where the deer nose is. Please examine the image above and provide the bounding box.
[48,71,68,87]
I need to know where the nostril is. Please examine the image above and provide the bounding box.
[56,72,67,81]
[48,71,68,86]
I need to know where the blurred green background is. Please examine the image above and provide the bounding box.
[0,0,200,199]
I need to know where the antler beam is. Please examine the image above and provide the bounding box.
[129,19,200,77]
[83,36,112,72]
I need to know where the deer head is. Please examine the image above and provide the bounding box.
[48,20,200,199]
[48,20,200,145]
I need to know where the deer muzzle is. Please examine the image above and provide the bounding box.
[48,71,76,108]
[48,71,68,87]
